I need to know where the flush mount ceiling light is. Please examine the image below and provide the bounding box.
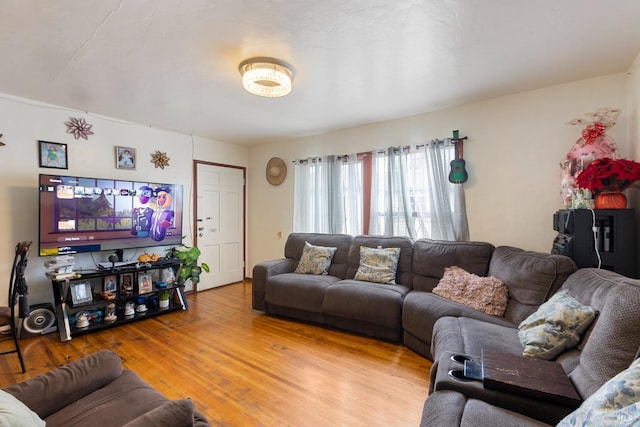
[239,57,294,98]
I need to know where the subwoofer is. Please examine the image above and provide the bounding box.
[18,303,57,339]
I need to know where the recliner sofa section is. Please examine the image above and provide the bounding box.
[252,233,574,346]
[253,233,413,341]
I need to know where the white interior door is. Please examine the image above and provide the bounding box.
[195,163,245,290]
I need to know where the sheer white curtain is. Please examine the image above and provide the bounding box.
[369,141,469,241]
[293,155,363,234]
[369,147,416,237]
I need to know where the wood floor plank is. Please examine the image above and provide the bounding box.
[0,280,431,426]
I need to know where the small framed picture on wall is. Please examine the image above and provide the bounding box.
[116,146,136,169]
[39,141,68,169]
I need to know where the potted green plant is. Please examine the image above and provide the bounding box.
[157,290,171,308]
[166,240,210,286]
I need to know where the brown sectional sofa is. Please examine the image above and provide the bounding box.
[253,232,640,426]
[3,350,209,426]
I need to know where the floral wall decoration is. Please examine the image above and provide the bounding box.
[560,107,620,207]
[0,133,5,146]
[150,150,170,169]
[65,117,94,140]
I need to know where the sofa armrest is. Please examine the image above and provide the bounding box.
[3,350,123,419]
[252,258,296,310]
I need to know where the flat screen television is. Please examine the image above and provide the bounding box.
[39,174,184,257]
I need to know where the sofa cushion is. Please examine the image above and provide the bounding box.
[517,291,596,360]
[433,266,509,316]
[265,272,341,313]
[403,291,515,360]
[323,279,410,341]
[122,399,196,427]
[353,246,401,284]
[293,241,337,275]
[411,239,495,292]
[44,370,177,426]
[488,246,576,325]
[0,390,45,427]
[558,357,640,427]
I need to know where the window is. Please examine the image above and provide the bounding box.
[293,140,468,240]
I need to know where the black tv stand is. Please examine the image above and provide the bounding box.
[50,258,186,342]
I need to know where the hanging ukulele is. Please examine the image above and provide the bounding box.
[448,130,468,184]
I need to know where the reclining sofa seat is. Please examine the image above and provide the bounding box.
[323,234,414,341]
[403,242,577,360]
[252,233,414,341]
[255,233,353,324]
[425,268,640,425]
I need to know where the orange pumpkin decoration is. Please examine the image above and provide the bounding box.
[594,191,627,209]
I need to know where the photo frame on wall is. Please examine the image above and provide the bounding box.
[39,140,68,169]
[116,146,136,169]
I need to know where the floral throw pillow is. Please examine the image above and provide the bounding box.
[293,241,338,275]
[518,291,597,360]
[353,246,401,284]
[557,357,640,427]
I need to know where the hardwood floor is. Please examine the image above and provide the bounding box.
[0,281,431,426]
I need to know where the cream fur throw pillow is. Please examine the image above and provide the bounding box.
[433,266,509,316]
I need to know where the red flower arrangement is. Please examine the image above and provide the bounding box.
[576,158,640,194]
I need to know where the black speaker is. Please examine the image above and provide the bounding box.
[18,303,57,339]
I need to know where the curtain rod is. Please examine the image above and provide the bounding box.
[292,134,464,163]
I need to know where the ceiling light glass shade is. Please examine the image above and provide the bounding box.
[239,58,294,98]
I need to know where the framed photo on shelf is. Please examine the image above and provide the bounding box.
[120,273,134,293]
[70,281,93,306]
[39,140,68,169]
[115,146,136,169]
[103,275,117,293]
[161,268,176,284]
[138,274,152,294]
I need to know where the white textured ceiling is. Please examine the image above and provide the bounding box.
[1,1,640,145]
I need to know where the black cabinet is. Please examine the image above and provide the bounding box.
[51,259,187,342]
[552,209,637,278]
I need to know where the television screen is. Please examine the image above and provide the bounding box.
[39,174,184,257]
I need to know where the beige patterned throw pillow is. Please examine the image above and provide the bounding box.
[432,266,509,316]
[294,241,337,275]
[353,246,401,284]
[558,357,640,426]
[518,291,597,360]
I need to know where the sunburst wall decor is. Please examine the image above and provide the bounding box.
[150,150,170,169]
[65,117,94,140]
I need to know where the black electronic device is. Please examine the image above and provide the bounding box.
[38,174,184,257]
[18,303,57,339]
[551,209,637,278]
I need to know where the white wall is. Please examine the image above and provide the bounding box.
[0,94,248,306]
[625,53,640,261]
[247,73,631,273]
